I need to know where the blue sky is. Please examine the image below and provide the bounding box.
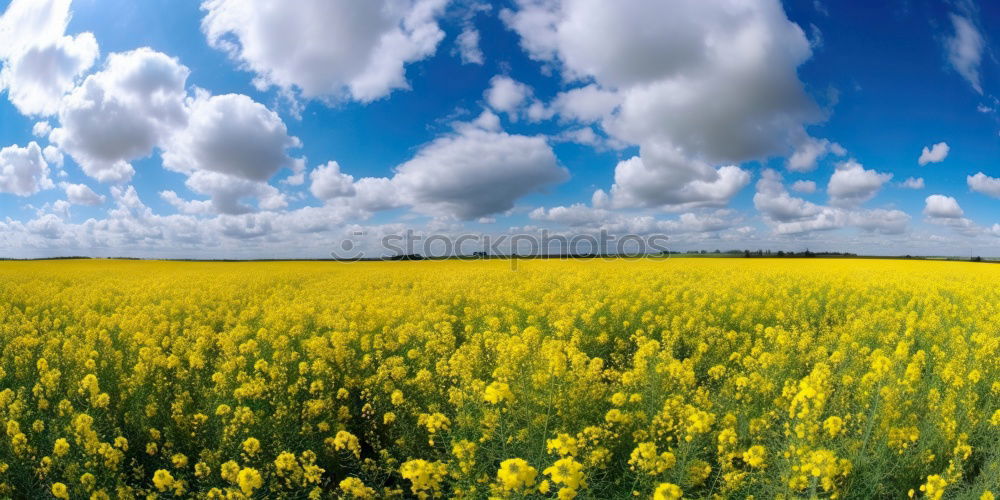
[0,0,998,258]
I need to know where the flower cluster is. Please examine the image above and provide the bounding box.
[0,258,997,498]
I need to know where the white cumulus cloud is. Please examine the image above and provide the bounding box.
[392,124,568,219]
[485,75,531,119]
[310,161,356,201]
[791,180,817,194]
[503,0,821,209]
[0,0,99,116]
[201,0,449,102]
[51,48,190,183]
[0,141,54,196]
[968,172,1000,198]
[827,159,892,207]
[62,182,105,206]
[923,194,963,218]
[455,25,484,65]
[162,93,302,182]
[787,136,844,172]
[918,141,949,165]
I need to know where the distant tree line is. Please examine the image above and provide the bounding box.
[679,249,858,258]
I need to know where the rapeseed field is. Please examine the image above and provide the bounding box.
[0,258,997,499]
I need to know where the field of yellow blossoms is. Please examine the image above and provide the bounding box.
[1,258,999,499]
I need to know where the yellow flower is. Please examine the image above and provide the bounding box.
[152,469,175,492]
[391,390,404,405]
[544,457,587,491]
[237,468,262,496]
[546,434,579,457]
[51,482,70,500]
[339,477,375,499]
[417,413,451,434]
[194,462,211,478]
[539,480,551,494]
[330,430,361,458]
[53,438,70,457]
[653,482,683,500]
[80,472,96,490]
[274,451,297,473]
[686,459,712,486]
[496,458,537,492]
[742,445,766,469]
[484,381,515,404]
[242,437,261,455]
[171,453,188,468]
[823,416,844,438]
[220,460,240,483]
[628,442,676,475]
[920,475,949,500]
[452,439,477,473]
[400,459,447,498]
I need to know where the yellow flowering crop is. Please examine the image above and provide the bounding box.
[0,258,998,498]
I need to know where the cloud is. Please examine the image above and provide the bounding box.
[52,48,190,183]
[162,93,302,182]
[791,180,817,194]
[900,177,925,189]
[918,141,949,165]
[42,145,63,168]
[50,46,301,211]
[922,194,981,237]
[787,136,844,172]
[455,26,484,65]
[0,0,99,116]
[769,207,908,236]
[485,75,531,118]
[945,13,984,94]
[529,203,738,235]
[62,182,105,206]
[392,124,568,219]
[201,0,448,102]
[290,114,566,220]
[923,194,963,218]
[32,121,52,137]
[181,171,288,215]
[350,177,404,212]
[0,141,54,196]
[553,126,618,150]
[850,209,910,235]
[754,168,907,235]
[310,161,356,201]
[503,0,820,209]
[967,172,1000,198]
[827,159,892,207]
[754,169,822,222]
[159,190,212,215]
[549,84,621,123]
[604,152,750,210]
